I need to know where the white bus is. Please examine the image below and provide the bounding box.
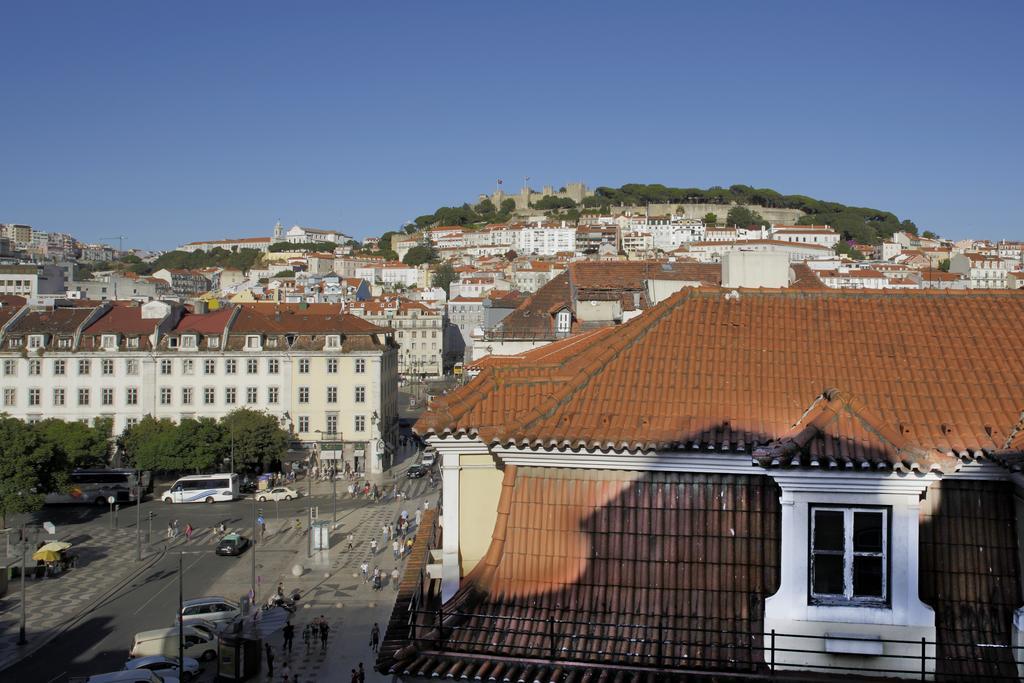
[45,469,144,506]
[161,473,240,504]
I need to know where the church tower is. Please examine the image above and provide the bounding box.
[273,220,284,242]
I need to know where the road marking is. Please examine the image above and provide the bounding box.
[132,552,206,615]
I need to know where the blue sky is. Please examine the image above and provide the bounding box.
[1,1,1021,248]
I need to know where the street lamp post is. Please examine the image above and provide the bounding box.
[250,494,258,607]
[178,552,184,667]
[135,486,142,562]
[18,535,27,645]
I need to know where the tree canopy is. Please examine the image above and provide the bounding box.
[268,241,337,253]
[403,245,438,266]
[726,206,766,227]
[431,263,457,296]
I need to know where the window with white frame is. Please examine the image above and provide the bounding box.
[160,359,172,375]
[8,337,22,349]
[354,414,365,432]
[810,506,888,606]
[3,359,15,376]
[298,358,310,374]
[28,360,40,376]
[127,337,139,349]
[327,358,338,373]
[247,358,258,374]
[245,335,261,350]
[160,387,172,405]
[354,386,365,403]
[204,359,216,374]
[28,388,40,406]
[267,386,279,404]
[3,388,14,406]
[355,358,365,374]
[101,388,114,405]
[181,335,197,349]
[58,337,72,349]
[126,387,139,405]
[267,359,279,374]
[101,359,114,376]
[298,386,310,403]
[78,359,90,375]
[53,360,66,375]
[325,414,338,435]
[53,388,65,406]
[125,359,139,375]
[182,359,194,375]
[203,387,215,405]
[182,387,193,405]
[246,387,258,404]
[297,416,309,433]
[326,386,337,403]
[168,336,179,349]
[225,387,237,404]
[28,335,45,349]
[78,388,89,406]
[225,359,237,374]
[555,309,571,333]
[325,335,340,349]
[208,337,220,349]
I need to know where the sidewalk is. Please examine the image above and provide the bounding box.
[195,466,439,682]
[0,526,163,672]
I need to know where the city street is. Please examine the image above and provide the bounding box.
[1,451,437,682]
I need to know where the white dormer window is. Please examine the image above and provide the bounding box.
[245,335,262,351]
[208,337,220,349]
[555,309,571,333]
[28,335,46,349]
[325,335,341,349]
[57,337,72,349]
[181,334,197,350]
[127,337,140,349]
[100,334,117,350]
[168,337,179,349]
[8,338,22,349]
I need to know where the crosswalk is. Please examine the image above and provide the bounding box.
[162,525,312,548]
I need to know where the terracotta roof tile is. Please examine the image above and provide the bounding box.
[419,289,1024,472]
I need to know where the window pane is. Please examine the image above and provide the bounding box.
[813,510,844,551]
[854,511,883,553]
[853,555,884,598]
[813,553,845,595]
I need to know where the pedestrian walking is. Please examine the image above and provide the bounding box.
[405,537,414,557]
[415,508,422,528]
[320,620,330,651]
[265,643,275,677]
[283,620,295,654]
[423,500,430,511]
[392,539,400,560]
[391,566,400,590]
[166,522,174,539]
[257,514,266,539]
[282,661,291,682]
[347,533,354,551]
[357,662,365,683]
[360,560,369,582]
[184,522,194,541]
[370,538,378,555]
[382,524,389,543]
[370,622,380,651]
[350,669,358,683]
[303,623,312,653]
[172,519,180,537]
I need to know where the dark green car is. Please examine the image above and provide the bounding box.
[215,533,250,556]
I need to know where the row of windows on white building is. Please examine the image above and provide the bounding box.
[2,356,368,377]
[2,383,368,409]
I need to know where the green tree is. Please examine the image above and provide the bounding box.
[273,270,295,278]
[532,196,577,211]
[922,230,937,240]
[120,417,181,473]
[499,198,516,214]
[476,198,497,216]
[703,213,719,227]
[431,263,457,296]
[268,241,337,253]
[403,245,438,266]
[938,258,951,272]
[836,241,866,260]
[36,418,110,469]
[174,418,225,473]
[726,206,766,227]
[220,409,289,470]
[0,417,68,527]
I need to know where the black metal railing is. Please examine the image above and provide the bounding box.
[405,608,1024,681]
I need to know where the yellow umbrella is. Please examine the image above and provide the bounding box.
[32,541,72,562]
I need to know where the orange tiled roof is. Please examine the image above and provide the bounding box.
[418,288,1024,472]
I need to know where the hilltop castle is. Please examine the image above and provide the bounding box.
[477,182,593,211]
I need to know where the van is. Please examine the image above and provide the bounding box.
[69,671,168,683]
[129,625,218,662]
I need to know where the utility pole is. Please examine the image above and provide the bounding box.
[251,496,258,607]
[18,535,27,645]
[136,486,142,562]
[178,553,184,668]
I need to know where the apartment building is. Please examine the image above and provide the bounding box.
[346,296,444,377]
[949,252,1011,289]
[151,268,212,297]
[0,300,399,475]
[0,264,66,302]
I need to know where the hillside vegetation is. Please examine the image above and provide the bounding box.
[416,183,919,245]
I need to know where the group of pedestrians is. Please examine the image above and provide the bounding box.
[264,616,331,681]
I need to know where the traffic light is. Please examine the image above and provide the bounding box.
[147,511,155,520]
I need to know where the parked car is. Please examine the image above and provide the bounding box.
[406,464,429,479]
[177,597,239,627]
[420,449,436,468]
[215,533,250,557]
[124,655,200,682]
[256,486,300,502]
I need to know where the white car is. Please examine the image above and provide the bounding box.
[124,655,201,682]
[256,486,301,502]
[177,597,240,627]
